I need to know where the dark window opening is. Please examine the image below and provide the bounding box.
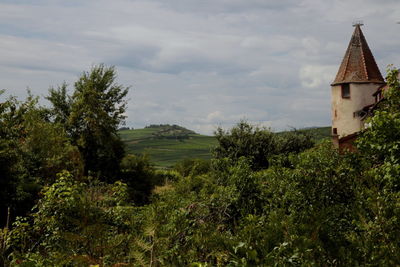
[341,84,350,98]
[333,128,338,135]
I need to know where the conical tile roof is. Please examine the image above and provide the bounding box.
[331,24,384,85]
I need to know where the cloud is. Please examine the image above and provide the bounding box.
[149,0,301,14]
[299,64,337,89]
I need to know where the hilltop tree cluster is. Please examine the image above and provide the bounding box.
[146,124,196,140]
[1,66,400,266]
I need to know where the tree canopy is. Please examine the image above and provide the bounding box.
[213,121,314,170]
[48,64,129,180]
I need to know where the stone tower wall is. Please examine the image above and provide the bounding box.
[331,83,380,137]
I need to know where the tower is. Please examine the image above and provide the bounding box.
[331,23,385,147]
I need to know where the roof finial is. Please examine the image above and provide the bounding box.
[353,20,364,27]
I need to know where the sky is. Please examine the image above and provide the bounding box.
[1,0,400,135]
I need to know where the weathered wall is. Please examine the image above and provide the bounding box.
[331,83,380,137]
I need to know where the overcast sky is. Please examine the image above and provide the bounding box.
[1,0,400,134]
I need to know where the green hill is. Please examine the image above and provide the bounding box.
[305,126,332,141]
[119,124,217,168]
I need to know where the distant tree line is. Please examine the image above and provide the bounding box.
[118,126,131,131]
[146,124,196,141]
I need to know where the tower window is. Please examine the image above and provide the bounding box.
[333,128,338,135]
[341,84,350,98]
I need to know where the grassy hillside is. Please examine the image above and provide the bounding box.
[119,125,217,168]
[119,125,331,168]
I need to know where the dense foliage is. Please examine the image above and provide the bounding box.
[1,67,400,266]
[213,121,314,170]
[0,92,81,226]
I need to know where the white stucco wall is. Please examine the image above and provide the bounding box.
[331,83,380,137]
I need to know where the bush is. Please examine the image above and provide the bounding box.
[213,121,278,170]
[8,171,135,266]
[120,154,159,205]
[174,158,211,177]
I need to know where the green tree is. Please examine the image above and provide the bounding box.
[0,92,79,225]
[276,129,315,155]
[213,121,314,170]
[213,121,277,170]
[48,64,129,181]
[0,93,24,226]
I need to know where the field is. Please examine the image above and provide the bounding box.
[119,125,217,168]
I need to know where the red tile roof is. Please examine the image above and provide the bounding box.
[332,25,385,85]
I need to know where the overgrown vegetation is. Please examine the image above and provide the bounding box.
[1,66,400,266]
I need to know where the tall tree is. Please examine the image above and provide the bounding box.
[67,64,129,180]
